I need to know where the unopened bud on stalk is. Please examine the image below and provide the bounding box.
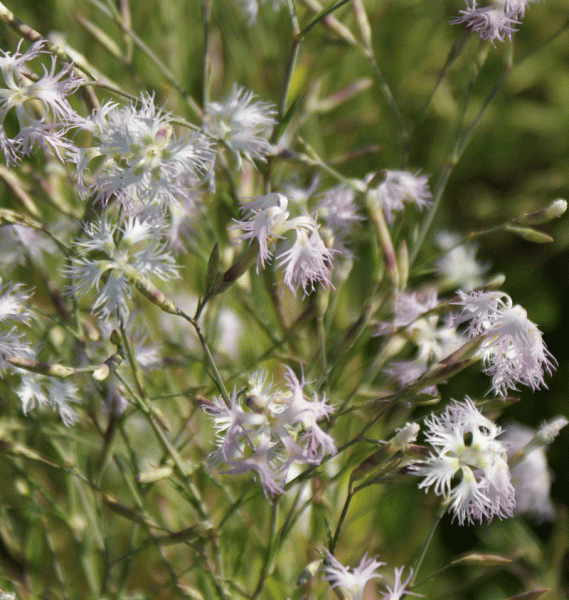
[504,225,553,243]
[365,189,399,289]
[450,553,512,567]
[536,416,569,444]
[120,265,179,314]
[479,273,506,291]
[296,559,323,586]
[393,422,420,451]
[136,465,174,483]
[92,364,110,381]
[512,199,567,226]
[7,357,75,377]
[204,242,220,295]
[509,416,568,466]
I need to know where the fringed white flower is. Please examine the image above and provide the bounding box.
[411,398,515,525]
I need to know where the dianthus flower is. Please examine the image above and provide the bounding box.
[277,226,335,297]
[316,184,363,237]
[377,290,463,395]
[411,398,515,525]
[202,366,335,498]
[0,278,33,370]
[233,192,337,296]
[453,290,556,395]
[500,418,568,522]
[16,374,80,427]
[451,1,519,43]
[323,551,384,600]
[205,85,276,168]
[434,232,489,291]
[71,94,214,208]
[367,170,432,224]
[64,212,179,321]
[0,40,81,163]
[239,0,286,23]
[380,567,421,600]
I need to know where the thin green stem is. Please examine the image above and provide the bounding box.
[410,514,442,588]
[365,52,407,145]
[402,30,469,167]
[299,0,352,38]
[203,0,212,108]
[329,484,353,553]
[189,316,232,406]
[251,499,279,600]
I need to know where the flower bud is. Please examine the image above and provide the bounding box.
[512,199,567,225]
[504,225,553,243]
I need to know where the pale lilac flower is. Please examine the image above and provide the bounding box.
[368,170,432,224]
[224,432,284,496]
[501,423,553,521]
[205,85,276,168]
[0,40,81,162]
[0,280,32,324]
[64,212,179,321]
[411,398,515,525]
[282,175,320,207]
[316,184,363,237]
[452,290,511,338]
[202,366,335,497]
[239,0,286,24]
[503,0,536,17]
[434,232,489,291]
[380,567,421,600]
[378,290,464,394]
[16,373,80,426]
[277,226,335,297]
[0,279,33,369]
[453,291,556,395]
[233,193,290,268]
[377,290,439,334]
[323,551,385,600]
[281,367,336,462]
[71,94,214,208]
[450,1,519,43]
[233,192,337,295]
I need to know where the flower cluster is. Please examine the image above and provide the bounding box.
[453,290,556,395]
[205,84,276,168]
[412,398,515,525]
[233,192,336,296]
[367,170,432,224]
[64,213,179,321]
[0,40,81,163]
[451,0,536,43]
[71,94,214,209]
[377,290,463,395]
[202,366,336,497]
